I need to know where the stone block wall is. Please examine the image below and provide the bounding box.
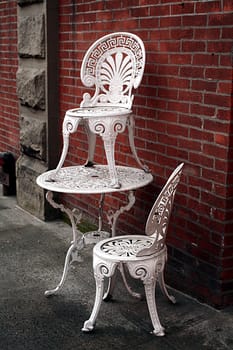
[16,0,59,220]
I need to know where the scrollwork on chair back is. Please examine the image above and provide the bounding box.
[136,163,184,257]
[80,32,145,109]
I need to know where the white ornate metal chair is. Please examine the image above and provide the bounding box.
[82,163,184,336]
[54,32,147,188]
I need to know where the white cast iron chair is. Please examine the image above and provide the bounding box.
[82,163,184,336]
[54,32,147,188]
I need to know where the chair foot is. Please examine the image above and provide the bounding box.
[152,327,165,336]
[169,295,176,304]
[82,320,95,332]
[103,292,113,301]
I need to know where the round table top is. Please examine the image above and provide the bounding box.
[36,165,153,194]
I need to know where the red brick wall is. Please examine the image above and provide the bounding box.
[59,0,233,307]
[0,1,19,156]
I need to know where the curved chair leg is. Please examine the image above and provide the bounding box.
[53,114,81,178]
[103,274,117,301]
[158,271,176,304]
[102,136,120,188]
[128,115,150,173]
[82,274,105,332]
[144,279,165,336]
[118,263,141,299]
[84,121,96,167]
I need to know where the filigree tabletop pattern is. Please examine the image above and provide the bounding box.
[36,165,153,194]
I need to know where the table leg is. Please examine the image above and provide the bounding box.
[84,121,96,167]
[45,191,84,297]
[84,193,110,244]
[107,190,135,237]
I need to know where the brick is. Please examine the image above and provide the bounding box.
[192,79,217,93]
[170,53,192,65]
[205,67,232,81]
[183,14,208,27]
[193,53,219,66]
[222,27,233,39]
[169,77,190,89]
[190,128,214,143]
[202,167,227,184]
[208,12,233,26]
[207,41,233,53]
[204,93,231,108]
[189,152,214,169]
[204,119,229,134]
[196,1,221,14]
[170,28,193,40]
[179,114,202,128]
[182,41,206,52]
[171,2,194,15]
[180,66,204,79]
[178,90,202,103]
[191,103,215,117]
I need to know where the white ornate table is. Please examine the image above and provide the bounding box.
[36,165,153,297]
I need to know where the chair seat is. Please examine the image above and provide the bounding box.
[94,235,164,261]
[66,106,132,118]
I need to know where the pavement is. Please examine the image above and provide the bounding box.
[1,187,233,350]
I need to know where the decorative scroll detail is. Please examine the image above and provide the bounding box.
[88,115,127,137]
[62,114,81,135]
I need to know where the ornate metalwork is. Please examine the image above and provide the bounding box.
[101,236,153,257]
[52,32,148,188]
[81,32,145,108]
[82,164,184,336]
[36,165,153,194]
[36,165,153,297]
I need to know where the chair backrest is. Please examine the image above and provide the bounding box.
[136,163,184,257]
[80,32,145,109]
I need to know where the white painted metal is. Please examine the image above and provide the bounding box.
[36,165,153,296]
[36,165,153,194]
[82,163,184,336]
[54,32,147,188]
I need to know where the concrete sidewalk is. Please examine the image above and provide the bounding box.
[0,189,233,350]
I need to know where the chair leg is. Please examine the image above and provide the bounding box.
[144,279,165,336]
[84,122,96,166]
[158,271,176,304]
[82,274,105,332]
[103,274,116,301]
[118,263,141,299]
[54,114,81,177]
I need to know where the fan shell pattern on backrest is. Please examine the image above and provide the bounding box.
[80,32,145,109]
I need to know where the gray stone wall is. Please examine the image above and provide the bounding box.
[16,0,59,220]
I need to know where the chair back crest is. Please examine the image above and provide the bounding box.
[80,32,145,109]
[137,163,184,257]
